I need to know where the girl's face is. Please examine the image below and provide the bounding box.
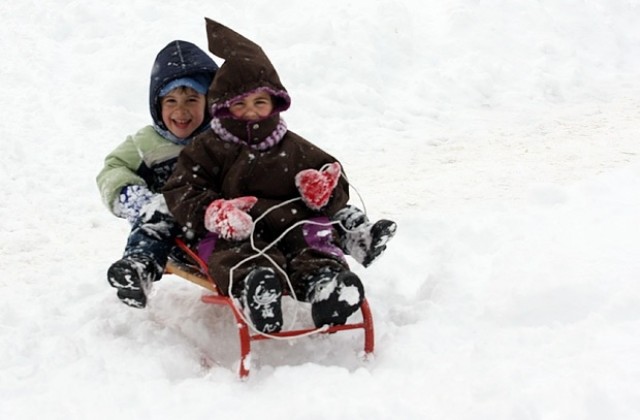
[229,91,273,121]
[161,87,206,139]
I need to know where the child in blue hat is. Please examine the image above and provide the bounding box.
[97,40,219,308]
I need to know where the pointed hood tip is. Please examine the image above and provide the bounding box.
[204,17,264,61]
[204,17,289,110]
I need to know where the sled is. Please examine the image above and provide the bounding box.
[165,238,375,378]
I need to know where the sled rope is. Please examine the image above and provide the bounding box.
[227,168,368,339]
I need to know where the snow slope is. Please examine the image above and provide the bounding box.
[2,0,640,418]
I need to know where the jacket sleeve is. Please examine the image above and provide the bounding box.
[162,138,223,237]
[96,135,147,214]
[324,164,350,216]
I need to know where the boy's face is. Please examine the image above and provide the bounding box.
[161,87,207,139]
[229,91,273,121]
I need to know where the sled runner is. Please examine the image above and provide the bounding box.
[165,238,375,378]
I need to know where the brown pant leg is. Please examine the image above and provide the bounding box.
[207,239,287,296]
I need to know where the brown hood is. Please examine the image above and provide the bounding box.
[204,18,291,118]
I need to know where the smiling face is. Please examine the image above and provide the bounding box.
[160,87,207,139]
[228,91,274,121]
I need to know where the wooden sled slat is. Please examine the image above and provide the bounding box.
[165,260,217,293]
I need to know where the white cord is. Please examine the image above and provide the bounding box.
[228,199,337,338]
[225,166,368,339]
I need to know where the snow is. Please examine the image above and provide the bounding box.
[2,0,640,418]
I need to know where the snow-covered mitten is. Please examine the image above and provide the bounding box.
[114,185,155,224]
[204,196,258,241]
[295,162,342,210]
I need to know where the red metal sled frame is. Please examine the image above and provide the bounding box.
[165,238,374,378]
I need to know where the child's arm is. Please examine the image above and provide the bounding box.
[162,138,223,237]
[96,136,147,215]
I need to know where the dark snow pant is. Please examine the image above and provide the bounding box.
[198,217,348,297]
[122,205,181,274]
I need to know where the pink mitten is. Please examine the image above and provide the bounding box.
[295,162,342,210]
[204,196,258,241]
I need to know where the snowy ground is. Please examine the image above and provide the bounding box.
[2,0,640,419]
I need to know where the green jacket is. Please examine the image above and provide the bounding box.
[96,125,183,214]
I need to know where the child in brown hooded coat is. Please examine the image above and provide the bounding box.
[163,18,394,333]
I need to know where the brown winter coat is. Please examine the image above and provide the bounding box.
[162,18,349,295]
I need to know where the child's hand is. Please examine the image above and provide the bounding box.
[204,196,258,241]
[295,162,342,210]
[116,185,155,224]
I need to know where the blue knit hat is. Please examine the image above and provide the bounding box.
[159,75,210,97]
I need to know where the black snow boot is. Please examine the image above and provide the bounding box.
[306,269,365,328]
[241,267,283,333]
[107,255,162,308]
[360,219,397,267]
[333,205,397,267]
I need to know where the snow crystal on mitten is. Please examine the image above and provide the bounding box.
[295,162,342,210]
[114,185,155,224]
[204,196,258,241]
